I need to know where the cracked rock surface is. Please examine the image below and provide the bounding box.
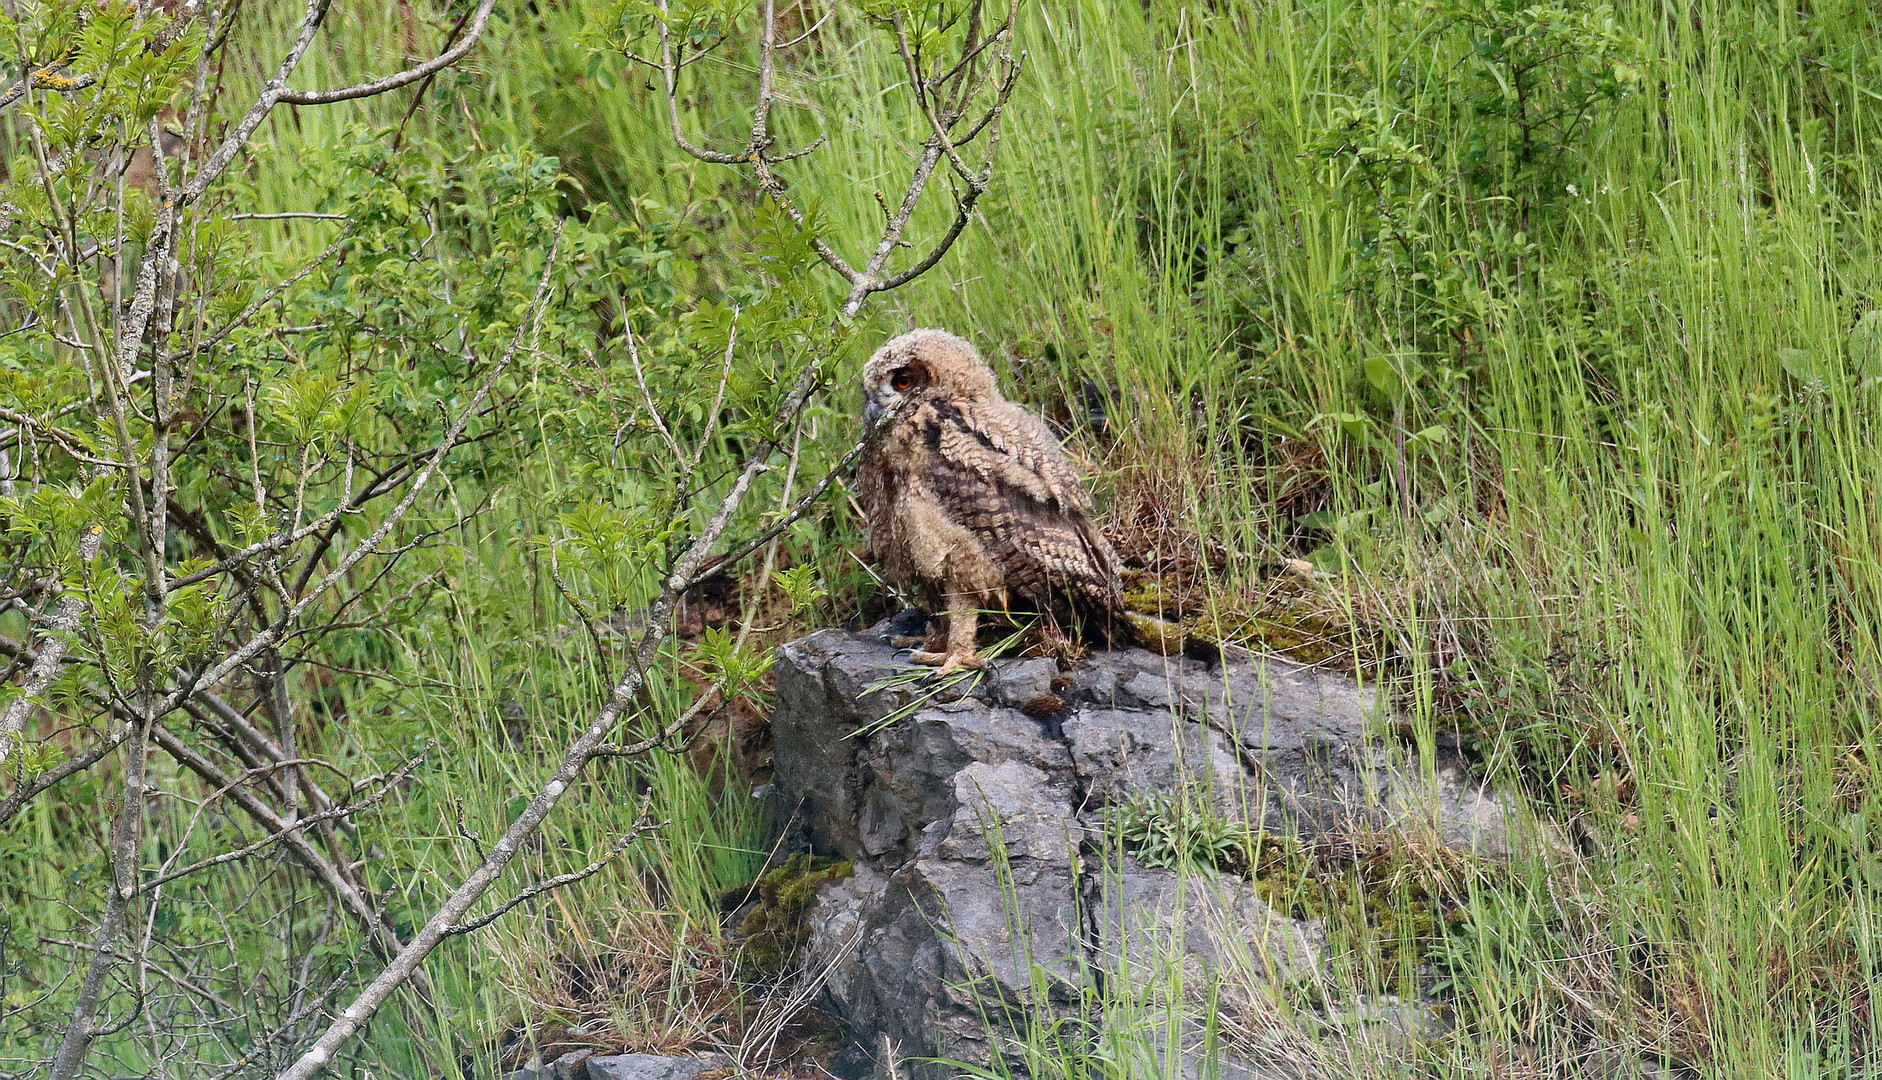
[776,620,1516,1078]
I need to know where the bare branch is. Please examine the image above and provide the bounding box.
[655,0,747,165]
[132,749,426,897]
[624,328,686,464]
[229,212,349,221]
[780,7,836,49]
[1,527,104,766]
[0,69,97,113]
[767,133,828,162]
[546,547,613,664]
[747,0,782,159]
[47,710,149,1080]
[868,190,983,294]
[275,0,497,106]
[185,687,355,837]
[598,679,730,760]
[162,491,363,593]
[444,818,659,936]
[0,407,130,470]
[185,0,342,203]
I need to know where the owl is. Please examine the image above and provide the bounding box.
[856,329,1130,673]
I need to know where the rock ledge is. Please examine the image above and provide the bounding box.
[772,621,1522,1077]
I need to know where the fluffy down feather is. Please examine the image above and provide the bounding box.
[857,329,1128,668]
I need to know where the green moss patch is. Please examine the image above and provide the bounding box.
[733,853,854,974]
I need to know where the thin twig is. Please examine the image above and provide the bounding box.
[675,307,740,504]
[228,212,349,221]
[132,750,426,897]
[443,817,660,935]
[696,399,910,587]
[624,327,686,464]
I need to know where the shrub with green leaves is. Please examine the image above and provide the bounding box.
[0,0,1024,1074]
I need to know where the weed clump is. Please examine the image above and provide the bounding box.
[1104,793,1251,874]
[734,854,853,974]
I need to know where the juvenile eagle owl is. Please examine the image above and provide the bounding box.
[856,329,1129,672]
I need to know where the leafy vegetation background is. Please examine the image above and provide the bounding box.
[6,0,1882,1074]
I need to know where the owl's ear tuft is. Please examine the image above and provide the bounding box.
[890,361,931,393]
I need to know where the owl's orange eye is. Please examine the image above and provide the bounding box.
[890,369,917,392]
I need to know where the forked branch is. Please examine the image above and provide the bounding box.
[646,0,1023,309]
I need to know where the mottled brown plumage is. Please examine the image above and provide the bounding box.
[856,329,1129,672]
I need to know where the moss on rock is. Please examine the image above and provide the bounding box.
[735,853,853,974]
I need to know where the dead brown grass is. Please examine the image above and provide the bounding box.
[483,871,844,1076]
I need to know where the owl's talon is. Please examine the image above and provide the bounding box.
[907,649,985,675]
[939,654,986,675]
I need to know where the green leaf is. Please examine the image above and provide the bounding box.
[1779,347,1827,390]
[1318,411,1375,442]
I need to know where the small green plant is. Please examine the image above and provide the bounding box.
[774,564,828,615]
[1103,793,1252,876]
[686,625,776,704]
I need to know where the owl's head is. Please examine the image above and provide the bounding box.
[861,329,1000,427]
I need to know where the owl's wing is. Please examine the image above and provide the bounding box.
[916,396,1125,623]
[926,398,1092,513]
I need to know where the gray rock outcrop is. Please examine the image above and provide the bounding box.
[774,621,1519,1078]
[583,1055,725,1080]
[503,1052,727,1080]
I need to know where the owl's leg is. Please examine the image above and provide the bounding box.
[909,605,984,673]
[938,607,985,674]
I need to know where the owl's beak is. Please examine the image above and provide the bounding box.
[863,396,884,428]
